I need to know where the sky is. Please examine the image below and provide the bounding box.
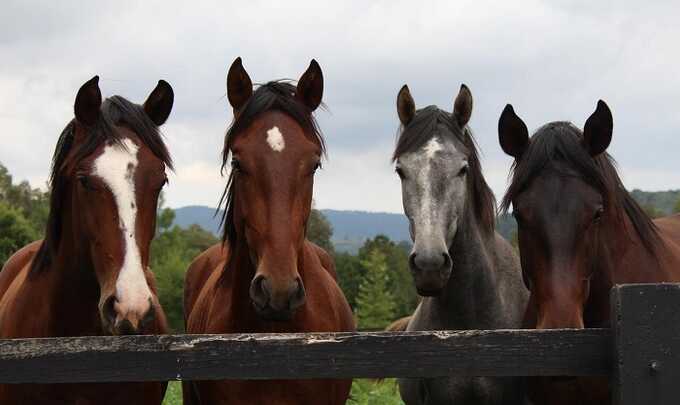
[1,1,679,214]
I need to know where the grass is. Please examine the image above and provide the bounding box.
[162,379,404,404]
[162,381,182,405]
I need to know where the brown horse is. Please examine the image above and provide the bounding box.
[183,58,354,405]
[498,100,680,404]
[0,76,174,404]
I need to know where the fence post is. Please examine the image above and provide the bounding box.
[611,283,680,405]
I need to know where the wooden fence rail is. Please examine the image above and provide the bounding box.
[0,284,678,405]
[0,329,611,383]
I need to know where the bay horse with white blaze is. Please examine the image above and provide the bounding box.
[393,85,529,405]
[0,76,174,404]
[499,100,680,404]
[183,58,354,405]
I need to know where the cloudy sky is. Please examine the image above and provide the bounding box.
[2,1,679,213]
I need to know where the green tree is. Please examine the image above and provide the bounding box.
[359,235,418,318]
[0,163,49,234]
[334,252,363,309]
[355,249,396,330]
[307,209,334,254]
[151,223,218,331]
[157,207,175,232]
[674,199,680,214]
[642,204,664,219]
[0,202,39,266]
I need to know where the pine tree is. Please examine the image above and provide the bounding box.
[355,249,396,330]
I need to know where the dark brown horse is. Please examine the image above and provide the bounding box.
[498,100,680,404]
[183,58,354,405]
[0,76,174,404]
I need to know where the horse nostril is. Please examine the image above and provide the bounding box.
[249,275,271,308]
[442,252,452,270]
[289,278,306,310]
[140,301,156,329]
[409,253,418,271]
[103,296,117,327]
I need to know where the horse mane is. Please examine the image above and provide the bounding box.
[500,121,662,254]
[218,81,326,245]
[30,96,173,275]
[392,106,496,235]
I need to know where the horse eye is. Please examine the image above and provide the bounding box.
[458,165,468,177]
[512,210,523,223]
[594,207,604,223]
[395,167,405,180]
[313,162,322,172]
[231,159,241,171]
[77,175,92,189]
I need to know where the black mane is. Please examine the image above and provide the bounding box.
[30,96,173,275]
[501,121,661,253]
[392,106,496,234]
[218,81,325,245]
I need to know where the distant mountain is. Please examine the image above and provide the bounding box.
[321,209,410,253]
[173,205,223,235]
[171,206,410,253]
[171,189,680,253]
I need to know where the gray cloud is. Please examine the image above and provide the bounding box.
[1,0,679,213]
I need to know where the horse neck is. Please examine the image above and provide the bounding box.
[435,201,502,328]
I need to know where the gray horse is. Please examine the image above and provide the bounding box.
[393,84,529,405]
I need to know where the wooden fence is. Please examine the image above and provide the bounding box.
[1,283,678,405]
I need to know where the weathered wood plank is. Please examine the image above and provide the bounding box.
[611,283,680,405]
[0,329,610,383]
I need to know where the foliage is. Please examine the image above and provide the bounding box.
[642,204,664,219]
[0,164,49,233]
[0,163,48,266]
[349,379,404,405]
[355,249,397,330]
[0,202,39,265]
[307,208,334,254]
[151,223,218,332]
[630,189,680,216]
[674,198,680,214]
[334,234,418,322]
[162,381,182,405]
[358,235,416,318]
[335,252,363,309]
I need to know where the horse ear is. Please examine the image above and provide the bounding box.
[226,57,253,111]
[498,104,529,159]
[453,84,473,127]
[583,100,613,156]
[397,85,416,126]
[143,80,174,126]
[297,59,324,111]
[74,76,102,127]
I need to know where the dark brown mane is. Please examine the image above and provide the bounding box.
[218,81,325,245]
[392,105,496,234]
[30,96,173,275]
[501,121,662,254]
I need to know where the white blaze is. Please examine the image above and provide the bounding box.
[94,138,151,317]
[420,138,443,231]
[266,126,286,152]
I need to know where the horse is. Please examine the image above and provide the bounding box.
[0,76,174,404]
[393,85,529,405]
[183,58,354,405]
[498,100,680,404]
